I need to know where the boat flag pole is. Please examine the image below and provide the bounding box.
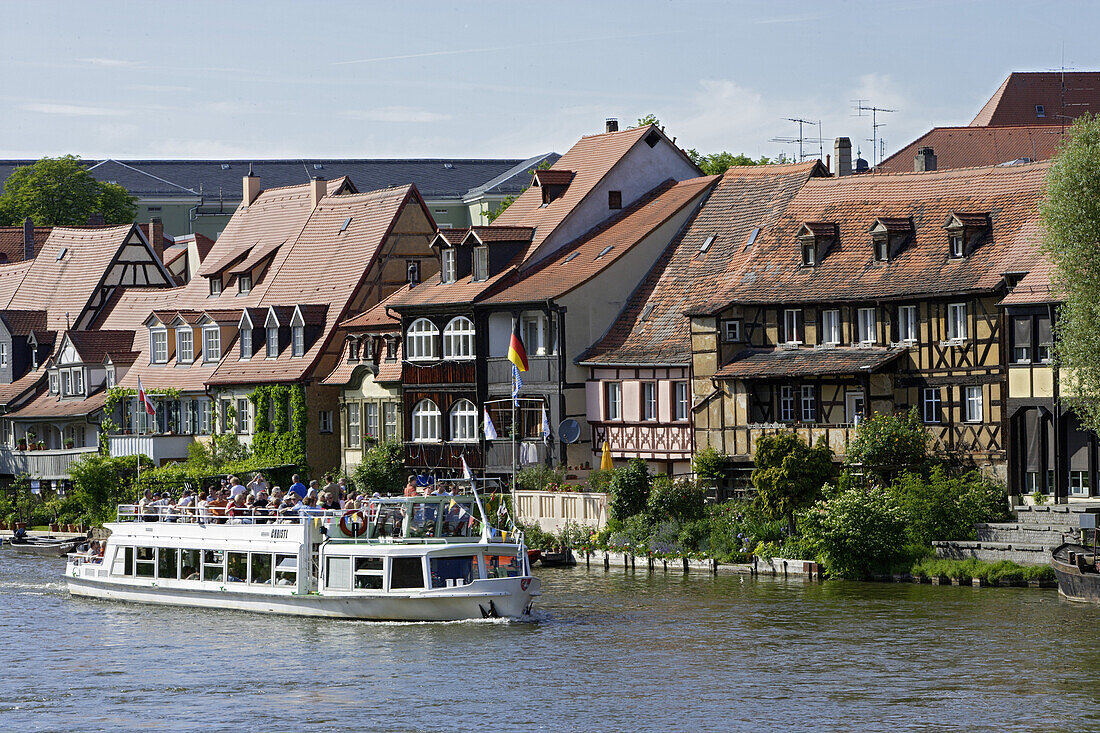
[462,454,490,542]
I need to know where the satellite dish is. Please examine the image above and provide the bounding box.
[558,418,581,444]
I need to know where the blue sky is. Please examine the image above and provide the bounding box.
[1,1,1098,161]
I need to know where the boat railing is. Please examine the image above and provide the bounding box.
[116,504,344,524]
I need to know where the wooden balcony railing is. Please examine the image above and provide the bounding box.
[592,422,693,460]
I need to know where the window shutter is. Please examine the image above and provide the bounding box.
[1013,317,1032,351]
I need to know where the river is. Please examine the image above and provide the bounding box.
[4,552,1100,732]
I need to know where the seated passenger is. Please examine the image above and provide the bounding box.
[138,489,157,522]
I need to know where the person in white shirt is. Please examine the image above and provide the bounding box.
[228,476,247,499]
[177,490,194,522]
[247,473,268,497]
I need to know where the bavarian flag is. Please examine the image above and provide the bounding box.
[508,320,529,371]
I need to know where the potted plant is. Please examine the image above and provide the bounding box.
[63,439,74,449]
[16,438,26,450]
[36,441,45,450]
[49,522,60,532]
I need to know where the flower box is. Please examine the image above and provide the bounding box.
[63,440,74,449]
[49,523,60,532]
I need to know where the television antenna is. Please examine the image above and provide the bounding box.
[852,100,895,168]
[770,118,824,162]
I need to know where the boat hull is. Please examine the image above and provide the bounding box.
[65,573,539,621]
[9,538,83,557]
[1051,543,1100,603]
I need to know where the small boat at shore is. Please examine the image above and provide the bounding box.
[65,491,540,621]
[1051,543,1100,603]
[9,534,86,557]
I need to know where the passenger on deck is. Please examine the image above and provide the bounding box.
[247,473,268,497]
[288,475,307,499]
[404,475,418,498]
[195,490,210,524]
[253,490,271,523]
[138,489,157,522]
[322,474,339,499]
[177,489,195,522]
[320,492,340,511]
[229,476,247,499]
[207,490,229,523]
[227,493,251,524]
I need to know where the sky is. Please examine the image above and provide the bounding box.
[1,1,1099,163]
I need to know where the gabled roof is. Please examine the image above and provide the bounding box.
[485,176,717,305]
[693,161,1049,309]
[433,228,469,247]
[1001,257,1057,306]
[580,162,823,366]
[7,387,108,420]
[0,366,47,408]
[65,330,137,363]
[971,71,1100,127]
[533,169,575,186]
[877,125,1064,173]
[0,309,48,337]
[465,226,534,244]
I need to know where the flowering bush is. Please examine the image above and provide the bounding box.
[798,484,909,579]
[647,475,706,522]
[844,407,929,483]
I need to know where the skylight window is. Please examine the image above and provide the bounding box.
[562,252,580,264]
[313,163,324,170]
[56,247,67,261]
[221,163,231,170]
[745,228,761,248]
[1035,104,1045,118]
[640,305,654,322]
[340,217,352,232]
[595,245,613,260]
[700,235,715,253]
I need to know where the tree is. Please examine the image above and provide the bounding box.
[608,458,652,521]
[1042,114,1100,434]
[843,408,928,484]
[352,440,405,496]
[70,454,145,525]
[751,433,835,533]
[0,155,136,226]
[798,484,909,579]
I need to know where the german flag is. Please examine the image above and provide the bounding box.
[508,320,529,371]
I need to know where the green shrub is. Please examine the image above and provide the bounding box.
[516,465,566,492]
[514,520,557,549]
[911,557,1055,583]
[844,408,928,483]
[647,475,706,522]
[585,469,613,494]
[352,440,405,496]
[608,458,651,522]
[693,444,732,483]
[799,484,909,579]
[891,466,1009,546]
[751,433,835,533]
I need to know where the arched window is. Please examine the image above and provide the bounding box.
[443,316,475,360]
[412,399,441,442]
[449,399,478,442]
[406,318,439,360]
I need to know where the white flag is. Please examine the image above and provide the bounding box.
[483,408,498,440]
[541,403,551,445]
[460,453,474,483]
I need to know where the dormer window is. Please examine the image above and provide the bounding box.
[349,339,361,362]
[203,326,221,362]
[238,272,252,294]
[209,276,222,296]
[473,245,488,282]
[28,334,38,369]
[869,218,913,263]
[441,248,457,283]
[266,326,279,358]
[874,238,889,262]
[797,222,837,268]
[105,366,115,388]
[534,169,574,205]
[944,213,990,259]
[150,329,168,364]
[240,328,252,359]
[407,260,420,286]
[49,370,58,394]
[177,328,194,363]
[292,325,304,357]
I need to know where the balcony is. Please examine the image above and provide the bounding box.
[515,489,609,533]
[487,355,557,386]
[484,439,548,472]
[404,441,482,471]
[402,360,475,386]
[109,434,197,465]
[592,422,693,460]
[0,446,99,479]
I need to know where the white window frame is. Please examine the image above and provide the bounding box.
[236,398,250,434]
[800,385,816,422]
[857,308,876,345]
[266,327,279,358]
[237,272,252,294]
[177,328,194,363]
[822,309,840,346]
[442,317,475,360]
[347,403,361,448]
[203,327,221,362]
[472,246,489,282]
[105,367,115,388]
[1070,471,1090,497]
[240,328,252,359]
[801,242,816,267]
[209,276,222,296]
[49,370,58,394]
[605,382,622,421]
[61,370,72,396]
[641,381,657,422]
[950,233,965,258]
[412,399,441,442]
[150,328,168,364]
[383,402,397,441]
[318,410,333,434]
[922,388,941,424]
[449,399,478,442]
[441,248,457,283]
[0,342,8,367]
[898,305,917,344]
[72,368,84,396]
[779,385,795,422]
[964,386,983,423]
[521,313,555,356]
[947,303,968,341]
[874,237,889,262]
[406,318,439,361]
[783,309,802,345]
[292,326,304,357]
[723,320,741,343]
[365,402,378,440]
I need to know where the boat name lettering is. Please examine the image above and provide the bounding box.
[271,529,289,539]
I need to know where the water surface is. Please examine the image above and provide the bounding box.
[3,551,1099,732]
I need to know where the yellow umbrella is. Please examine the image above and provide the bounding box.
[600,440,613,471]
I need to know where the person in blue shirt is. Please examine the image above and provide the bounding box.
[288,474,307,499]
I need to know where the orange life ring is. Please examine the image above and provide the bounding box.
[338,510,368,537]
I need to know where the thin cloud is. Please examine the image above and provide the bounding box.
[21,102,124,117]
[77,57,137,67]
[333,30,680,66]
[345,107,452,123]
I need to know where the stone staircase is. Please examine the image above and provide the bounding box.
[934,504,1098,565]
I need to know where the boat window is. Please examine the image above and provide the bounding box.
[135,547,156,578]
[114,546,134,576]
[371,505,404,538]
[275,554,297,586]
[354,557,384,590]
[407,501,439,538]
[485,553,521,579]
[430,555,480,588]
[442,501,475,537]
[326,557,352,590]
[226,552,247,583]
[203,550,225,582]
[390,557,425,589]
[157,548,178,580]
[250,553,272,585]
[181,549,200,580]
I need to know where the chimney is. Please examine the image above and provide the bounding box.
[148,217,165,264]
[914,146,937,172]
[605,117,619,133]
[22,217,34,261]
[87,213,105,225]
[310,176,326,209]
[833,137,852,177]
[243,165,261,206]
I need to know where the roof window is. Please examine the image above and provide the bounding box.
[1035,104,1045,118]
[221,163,231,170]
[443,162,454,169]
[640,304,654,322]
[595,245,613,260]
[745,228,760,249]
[56,247,67,261]
[562,252,580,264]
[340,217,352,232]
[700,235,715,253]
[796,222,837,268]
[313,163,324,170]
[608,190,622,210]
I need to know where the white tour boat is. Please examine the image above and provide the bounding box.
[65,492,540,621]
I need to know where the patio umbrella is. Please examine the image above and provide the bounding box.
[600,440,613,471]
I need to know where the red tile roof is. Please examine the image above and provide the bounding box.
[8,388,108,419]
[971,72,1100,127]
[0,367,46,408]
[0,226,51,263]
[714,347,906,379]
[484,176,717,305]
[1001,257,1057,306]
[65,330,137,363]
[434,228,469,246]
[0,309,47,337]
[533,169,575,186]
[695,161,1049,310]
[580,162,823,366]
[877,125,1064,173]
[466,226,534,244]
[340,287,404,331]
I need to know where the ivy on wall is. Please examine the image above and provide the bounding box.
[248,383,308,469]
[99,385,182,452]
